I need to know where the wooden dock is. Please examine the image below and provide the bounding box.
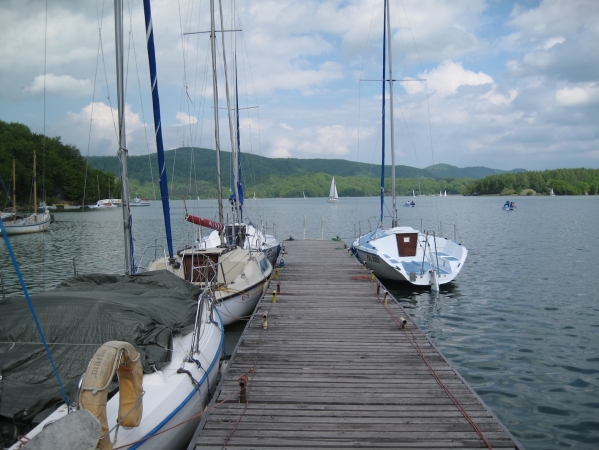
[190,240,521,449]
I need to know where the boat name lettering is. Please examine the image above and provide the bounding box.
[366,255,380,263]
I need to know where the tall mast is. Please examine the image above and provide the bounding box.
[234,37,243,221]
[12,160,16,219]
[33,150,37,222]
[114,0,133,274]
[386,0,397,227]
[209,0,224,230]
[379,0,388,226]
[217,0,241,224]
[142,0,174,259]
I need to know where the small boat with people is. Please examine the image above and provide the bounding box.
[404,200,415,207]
[503,200,516,211]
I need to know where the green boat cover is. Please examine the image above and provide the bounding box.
[0,270,201,445]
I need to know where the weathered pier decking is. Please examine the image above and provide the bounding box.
[190,240,520,449]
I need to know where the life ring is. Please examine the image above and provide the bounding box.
[78,341,143,450]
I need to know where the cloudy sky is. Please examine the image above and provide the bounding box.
[0,0,597,171]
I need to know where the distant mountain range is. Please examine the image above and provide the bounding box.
[87,147,526,183]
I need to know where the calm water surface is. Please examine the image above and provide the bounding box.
[1,195,598,449]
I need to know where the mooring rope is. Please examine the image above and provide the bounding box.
[356,257,494,450]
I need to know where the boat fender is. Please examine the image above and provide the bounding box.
[262,312,268,330]
[78,341,143,450]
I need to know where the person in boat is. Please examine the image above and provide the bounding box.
[504,200,511,208]
[410,201,415,206]
[510,201,516,208]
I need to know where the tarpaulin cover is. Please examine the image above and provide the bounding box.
[0,270,201,439]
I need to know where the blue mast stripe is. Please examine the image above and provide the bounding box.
[143,0,173,258]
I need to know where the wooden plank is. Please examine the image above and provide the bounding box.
[190,240,521,450]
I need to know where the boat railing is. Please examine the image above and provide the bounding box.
[135,243,168,273]
[421,230,441,277]
[191,275,218,354]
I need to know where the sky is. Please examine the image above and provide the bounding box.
[0,0,598,172]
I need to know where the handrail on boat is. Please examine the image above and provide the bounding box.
[135,244,168,273]
[421,230,441,278]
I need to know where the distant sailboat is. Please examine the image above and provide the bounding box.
[1,157,52,236]
[444,190,447,197]
[550,188,555,196]
[303,191,307,199]
[412,190,415,197]
[327,177,339,203]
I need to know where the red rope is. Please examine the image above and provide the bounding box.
[364,268,494,450]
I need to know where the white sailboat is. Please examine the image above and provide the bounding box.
[351,0,467,291]
[444,190,447,197]
[1,157,51,236]
[327,177,339,202]
[8,2,224,448]
[550,188,555,196]
[145,0,274,326]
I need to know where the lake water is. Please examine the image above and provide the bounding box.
[1,195,598,449]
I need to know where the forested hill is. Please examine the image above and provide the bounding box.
[0,121,117,207]
[86,146,521,198]
[463,168,599,195]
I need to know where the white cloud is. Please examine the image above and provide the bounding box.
[279,123,293,131]
[176,111,198,126]
[296,125,355,156]
[25,73,93,98]
[407,61,494,98]
[543,37,565,50]
[58,102,146,156]
[555,84,598,106]
[270,137,293,158]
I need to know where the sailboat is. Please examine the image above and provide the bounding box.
[303,191,307,198]
[327,177,339,202]
[351,0,467,291]
[444,190,447,197]
[145,0,274,326]
[1,156,51,235]
[550,188,555,196]
[6,2,223,448]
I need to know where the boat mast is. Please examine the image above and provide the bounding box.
[12,160,16,220]
[209,0,224,235]
[33,150,37,222]
[217,0,241,225]
[114,0,134,274]
[386,0,397,227]
[142,0,174,260]
[379,0,387,226]
[233,7,244,222]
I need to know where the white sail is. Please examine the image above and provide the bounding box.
[327,177,339,202]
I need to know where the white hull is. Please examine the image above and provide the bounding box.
[147,246,273,326]
[327,198,339,203]
[1,211,51,235]
[10,304,224,450]
[352,226,467,286]
[131,197,151,206]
